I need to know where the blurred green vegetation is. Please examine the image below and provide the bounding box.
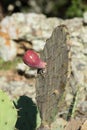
[0,0,87,19]
[66,0,87,18]
[0,57,22,70]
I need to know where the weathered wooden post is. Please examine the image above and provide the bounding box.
[36,25,71,129]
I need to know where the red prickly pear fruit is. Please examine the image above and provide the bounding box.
[23,50,47,69]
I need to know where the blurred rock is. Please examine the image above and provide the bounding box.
[81,120,87,130]
[51,118,67,130]
[83,12,87,24]
[63,18,83,33]
[20,41,32,50]
[65,119,83,130]
[32,39,46,51]
[0,13,61,41]
[17,48,25,56]
[0,16,18,39]
[78,99,87,113]
[0,32,17,61]
[16,62,37,77]
[25,69,37,78]
[79,27,87,44]
[65,93,73,106]
[16,63,28,73]
[16,41,33,56]
[0,76,36,101]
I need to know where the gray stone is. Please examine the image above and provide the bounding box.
[0,76,36,101]
[79,27,87,44]
[0,36,17,61]
[25,69,37,77]
[32,39,46,51]
[83,11,87,24]
[16,63,28,72]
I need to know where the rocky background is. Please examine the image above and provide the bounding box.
[0,12,87,129]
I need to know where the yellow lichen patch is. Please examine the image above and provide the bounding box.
[0,31,11,46]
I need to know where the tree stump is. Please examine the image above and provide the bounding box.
[36,25,71,128]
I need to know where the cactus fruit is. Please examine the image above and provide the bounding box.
[0,90,17,130]
[23,50,47,69]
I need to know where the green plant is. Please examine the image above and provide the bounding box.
[66,0,87,18]
[0,57,22,70]
[0,89,41,130]
[0,90,17,130]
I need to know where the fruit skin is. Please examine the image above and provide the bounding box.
[23,50,47,69]
[0,90,17,130]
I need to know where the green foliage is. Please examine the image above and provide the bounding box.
[66,85,82,120]
[1,0,87,18]
[0,90,17,130]
[66,0,87,18]
[0,57,22,70]
[0,90,41,130]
